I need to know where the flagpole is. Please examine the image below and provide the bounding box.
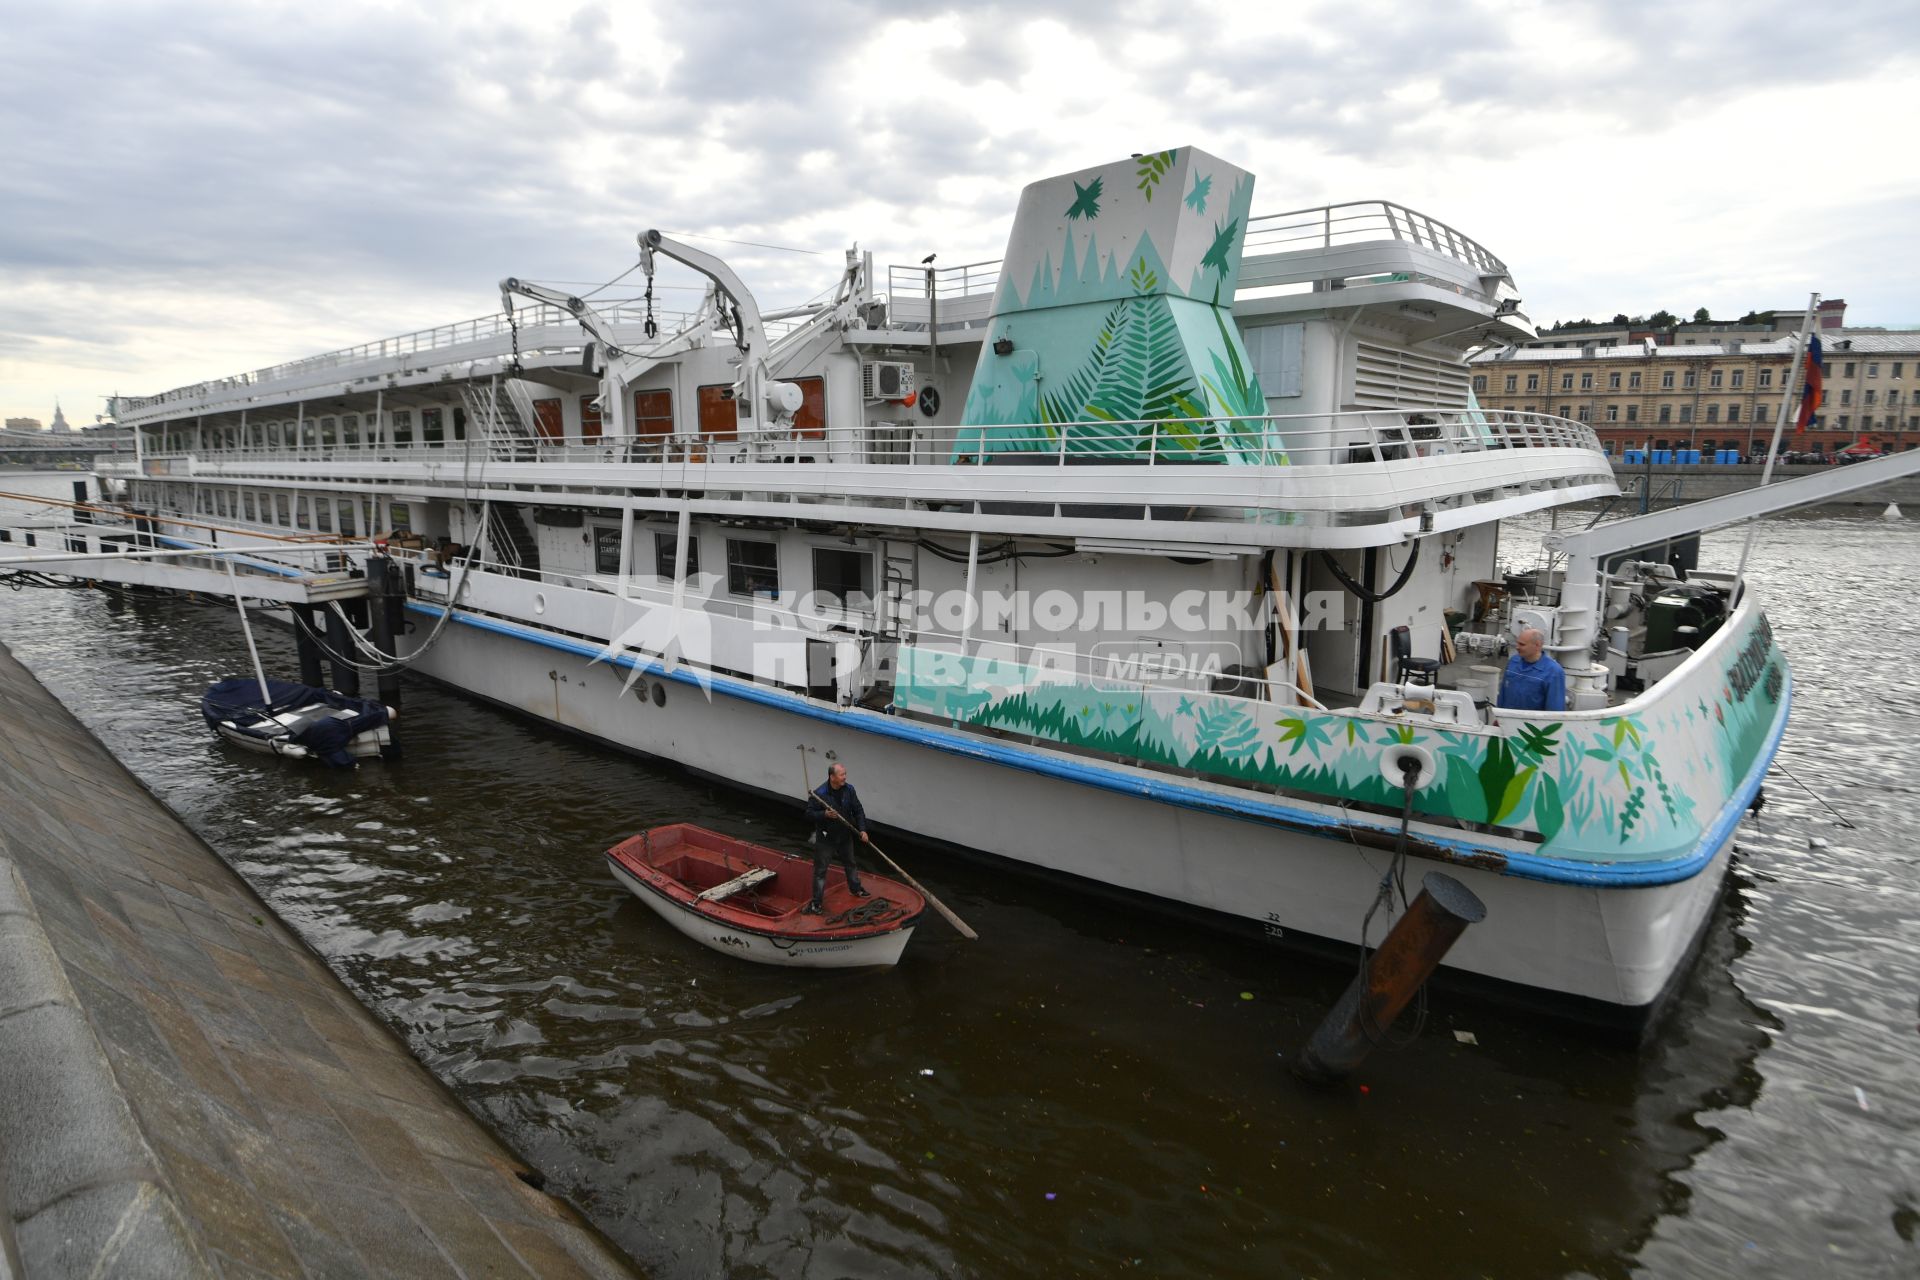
[1731,291,1819,606]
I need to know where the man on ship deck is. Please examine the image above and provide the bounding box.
[1497,626,1567,713]
[804,763,870,914]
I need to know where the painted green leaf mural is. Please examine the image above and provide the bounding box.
[1276,715,1333,758]
[1037,288,1209,453]
[1066,176,1103,222]
[1494,767,1536,825]
[1533,775,1566,842]
[1194,703,1259,754]
[1185,172,1212,214]
[1136,150,1177,201]
[1201,217,1240,281]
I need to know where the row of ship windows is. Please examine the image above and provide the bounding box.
[146,379,833,452]
[594,529,872,605]
[130,481,876,606]
[135,483,411,537]
[1475,360,1907,396]
[1516,404,1920,429]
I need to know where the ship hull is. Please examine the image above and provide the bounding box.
[397,600,1787,1031]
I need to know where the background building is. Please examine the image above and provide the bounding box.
[4,417,44,432]
[1470,327,1920,457]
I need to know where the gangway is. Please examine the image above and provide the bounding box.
[0,533,370,605]
[1546,448,1920,654]
[1548,448,1920,589]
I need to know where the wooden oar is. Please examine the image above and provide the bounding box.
[805,792,978,941]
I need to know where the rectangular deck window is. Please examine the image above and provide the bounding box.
[532,398,564,441]
[594,527,622,575]
[579,395,602,439]
[294,496,310,529]
[422,408,444,445]
[791,375,826,439]
[315,500,333,533]
[698,384,737,440]
[336,500,356,537]
[388,502,410,534]
[726,538,779,597]
[392,409,414,445]
[811,548,873,609]
[635,389,674,436]
[243,493,257,521]
[654,531,700,581]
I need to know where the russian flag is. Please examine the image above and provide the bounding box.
[1794,334,1824,432]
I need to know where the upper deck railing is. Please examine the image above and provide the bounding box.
[112,202,1509,419]
[118,407,1603,476]
[1241,201,1507,278]
[881,201,1507,316]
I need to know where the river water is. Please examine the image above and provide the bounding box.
[1,472,1915,1278]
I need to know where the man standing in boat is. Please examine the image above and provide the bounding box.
[805,763,871,914]
[1497,626,1567,713]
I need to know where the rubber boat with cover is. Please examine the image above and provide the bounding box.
[606,824,925,968]
[200,678,394,765]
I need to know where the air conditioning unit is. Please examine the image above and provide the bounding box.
[862,361,917,401]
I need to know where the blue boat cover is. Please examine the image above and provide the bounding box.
[200,679,390,766]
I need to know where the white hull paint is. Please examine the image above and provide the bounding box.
[606,861,915,968]
[408,612,1756,1016]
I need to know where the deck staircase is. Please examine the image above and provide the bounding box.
[484,505,542,579]
[461,380,538,460]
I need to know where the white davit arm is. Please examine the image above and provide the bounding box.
[638,229,802,433]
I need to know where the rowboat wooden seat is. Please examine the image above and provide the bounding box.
[694,866,777,903]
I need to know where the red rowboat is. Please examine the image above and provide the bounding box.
[605,824,926,968]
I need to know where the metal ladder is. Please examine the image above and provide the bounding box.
[878,537,917,640]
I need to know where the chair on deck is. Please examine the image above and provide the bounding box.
[1389,625,1440,687]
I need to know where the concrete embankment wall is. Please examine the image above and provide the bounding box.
[0,641,638,1279]
[1611,462,1919,508]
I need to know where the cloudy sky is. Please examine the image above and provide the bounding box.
[4,0,1918,423]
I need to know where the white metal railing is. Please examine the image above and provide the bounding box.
[878,202,1508,310]
[106,302,814,418]
[1241,201,1508,277]
[153,407,1603,470]
[885,259,1004,307]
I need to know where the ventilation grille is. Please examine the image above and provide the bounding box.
[1352,342,1471,410]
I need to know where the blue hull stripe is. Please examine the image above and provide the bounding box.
[411,602,1789,890]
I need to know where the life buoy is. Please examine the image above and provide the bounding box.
[918,386,941,417]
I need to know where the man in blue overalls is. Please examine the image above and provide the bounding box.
[804,762,870,914]
[1497,626,1567,712]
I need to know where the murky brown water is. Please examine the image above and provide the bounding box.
[3,472,1916,1278]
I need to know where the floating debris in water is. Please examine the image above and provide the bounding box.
[1240,991,1254,1001]
[1810,836,1831,849]
[1453,1030,1479,1045]
[1855,1086,1870,1111]
[919,1068,934,1076]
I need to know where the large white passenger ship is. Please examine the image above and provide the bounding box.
[80,148,1788,1029]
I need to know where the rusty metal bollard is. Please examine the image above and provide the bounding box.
[1292,872,1486,1085]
